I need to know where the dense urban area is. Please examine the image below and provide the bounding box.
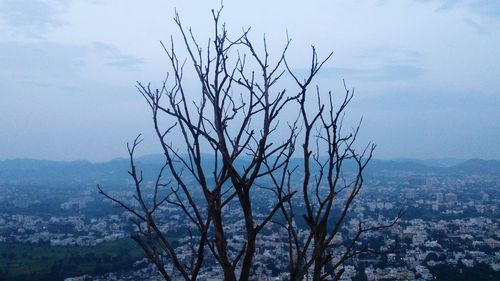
[0,157,498,281]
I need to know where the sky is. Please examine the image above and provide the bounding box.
[0,0,499,162]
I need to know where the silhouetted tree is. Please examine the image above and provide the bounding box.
[99,6,402,281]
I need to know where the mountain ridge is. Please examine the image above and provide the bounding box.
[1,155,498,186]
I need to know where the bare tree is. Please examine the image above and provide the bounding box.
[98,7,402,281]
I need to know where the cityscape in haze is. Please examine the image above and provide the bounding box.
[1,1,499,281]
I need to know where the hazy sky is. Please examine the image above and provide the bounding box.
[1,0,499,161]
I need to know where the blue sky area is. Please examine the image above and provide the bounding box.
[1,0,499,161]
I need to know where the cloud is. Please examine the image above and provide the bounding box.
[435,0,461,11]
[416,0,500,19]
[0,41,86,90]
[360,89,500,111]
[356,47,423,61]
[463,17,488,33]
[412,0,500,35]
[293,64,426,82]
[471,0,500,18]
[0,0,105,38]
[290,45,426,82]
[0,40,144,95]
[93,42,144,69]
[368,64,426,80]
[0,0,64,38]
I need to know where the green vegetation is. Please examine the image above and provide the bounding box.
[0,239,143,281]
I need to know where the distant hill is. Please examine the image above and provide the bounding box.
[366,159,442,174]
[0,155,498,186]
[0,157,162,186]
[447,159,500,174]
[390,158,467,168]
